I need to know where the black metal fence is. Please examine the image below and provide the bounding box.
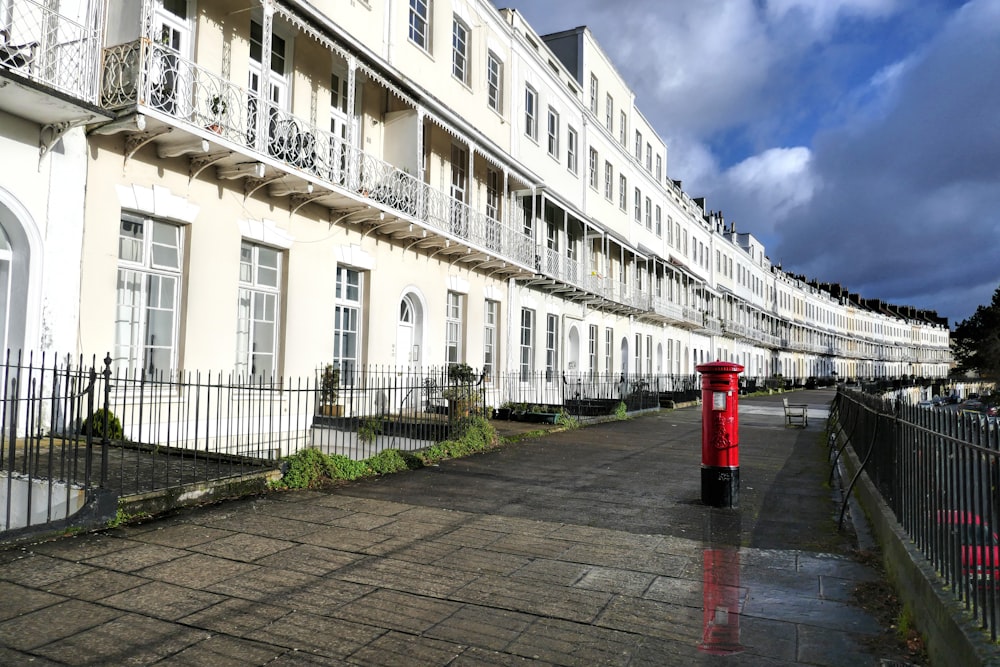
[1,354,496,536]
[1,350,106,536]
[485,371,701,421]
[831,388,1000,640]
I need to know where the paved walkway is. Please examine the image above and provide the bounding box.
[0,390,906,665]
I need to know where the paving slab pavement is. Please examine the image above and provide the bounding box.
[0,389,909,665]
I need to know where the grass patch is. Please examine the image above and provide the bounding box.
[106,503,152,528]
[271,417,500,489]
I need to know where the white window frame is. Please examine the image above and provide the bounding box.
[409,0,430,51]
[451,16,469,84]
[604,327,613,373]
[619,175,627,211]
[236,241,282,380]
[547,106,560,158]
[484,299,498,376]
[114,215,183,379]
[334,265,363,385]
[566,125,579,174]
[524,85,538,141]
[487,51,503,112]
[520,307,535,380]
[619,110,627,145]
[545,314,559,381]
[446,291,464,365]
[603,161,613,200]
[605,94,613,132]
[589,73,598,115]
[634,187,641,222]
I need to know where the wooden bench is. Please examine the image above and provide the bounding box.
[782,398,809,427]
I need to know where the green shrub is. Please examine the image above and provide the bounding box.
[274,417,502,489]
[81,408,124,440]
[614,401,628,420]
[279,448,329,489]
[367,449,412,475]
[326,454,371,481]
[419,416,498,465]
[556,411,580,429]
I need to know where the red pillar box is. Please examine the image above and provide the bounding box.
[696,361,744,508]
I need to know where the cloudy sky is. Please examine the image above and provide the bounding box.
[492,0,1000,327]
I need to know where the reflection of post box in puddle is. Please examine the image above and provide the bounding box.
[700,548,744,655]
[695,361,744,508]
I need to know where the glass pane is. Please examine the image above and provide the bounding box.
[145,347,171,378]
[146,308,173,352]
[159,275,175,309]
[271,34,286,74]
[163,0,187,19]
[151,223,180,269]
[257,247,279,287]
[250,21,262,63]
[343,330,356,358]
[254,320,275,354]
[119,220,144,262]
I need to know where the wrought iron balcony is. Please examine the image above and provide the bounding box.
[100,39,535,273]
[0,0,101,102]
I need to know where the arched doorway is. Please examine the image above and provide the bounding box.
[0,191,40,357]
[395,294,424,367]
[620,337,629,375]
[567,324,580,373]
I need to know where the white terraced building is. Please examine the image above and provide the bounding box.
[1,0,951,386]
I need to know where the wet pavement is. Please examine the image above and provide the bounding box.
[0,389,900,665]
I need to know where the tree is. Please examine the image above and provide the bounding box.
[952,284,1000,379]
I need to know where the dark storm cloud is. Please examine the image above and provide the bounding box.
[774,0,1000,324]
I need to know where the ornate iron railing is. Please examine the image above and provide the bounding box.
[0,0,102,101]
[100,39,535,270]
[832,389,1000,641]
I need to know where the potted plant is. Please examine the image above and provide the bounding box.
[495,401,515,420]
[443,363,480,421]
[319,364,342,417]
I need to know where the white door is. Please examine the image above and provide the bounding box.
[396,296,416,367]
[151,1,191,115]
[249,19,289,152]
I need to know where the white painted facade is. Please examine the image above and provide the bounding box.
[1,0,951,384]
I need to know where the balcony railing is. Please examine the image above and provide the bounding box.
[0,0,101,102]
[650,295,686,323]
[100,39,534,269]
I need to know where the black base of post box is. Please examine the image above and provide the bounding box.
[702,466,739,508]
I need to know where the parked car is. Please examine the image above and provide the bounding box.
[959,399,997,417]
[937,511,1000,587]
